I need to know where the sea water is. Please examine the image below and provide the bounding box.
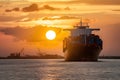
[0,59,120,80]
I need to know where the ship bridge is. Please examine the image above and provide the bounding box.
[64,21,100,37]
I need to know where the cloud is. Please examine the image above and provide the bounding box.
[42,16,78,20]
[60,0,120,5]
[5,3,71,12]
[0,5,2,7]
[40,5,60,10]
[5,7,20,12]
[22,4,65,12]
[12,7,20,11]
[5,9,12,12]
[40,5,71,11]
[17,17,32,22]
[0,26,62,42]
[0,15,23,22]
[64,7,70,10]
[112,9,120,11]
[5,3,39,12]
[22,3,39,12]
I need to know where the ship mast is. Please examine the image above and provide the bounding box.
[80,18,87,45]
[80,18,82,27]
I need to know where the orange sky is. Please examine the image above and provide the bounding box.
[0,0,120,56]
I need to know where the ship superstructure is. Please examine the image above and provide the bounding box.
[63,21,103,61]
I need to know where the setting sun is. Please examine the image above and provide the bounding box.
[46,30,56,40]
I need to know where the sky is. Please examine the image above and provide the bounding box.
[0,0,120,56]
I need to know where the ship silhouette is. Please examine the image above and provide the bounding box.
[63,20,103,61]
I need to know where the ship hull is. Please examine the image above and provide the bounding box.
[64,44,102,61]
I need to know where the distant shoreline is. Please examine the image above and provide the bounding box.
[0,56,120,59]
[0,55,64,59]
[99,56,120,59]
[0,57,64,59]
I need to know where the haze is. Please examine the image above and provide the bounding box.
[0,0,120,56]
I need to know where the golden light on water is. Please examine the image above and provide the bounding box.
[46,30,56,40]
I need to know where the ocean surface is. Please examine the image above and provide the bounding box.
[0,59,120,80]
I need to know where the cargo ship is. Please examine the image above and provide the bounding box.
[63,21,103,61]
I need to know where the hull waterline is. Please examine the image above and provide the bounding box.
[64,45,102,61]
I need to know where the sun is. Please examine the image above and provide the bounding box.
[46,30,56,40]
